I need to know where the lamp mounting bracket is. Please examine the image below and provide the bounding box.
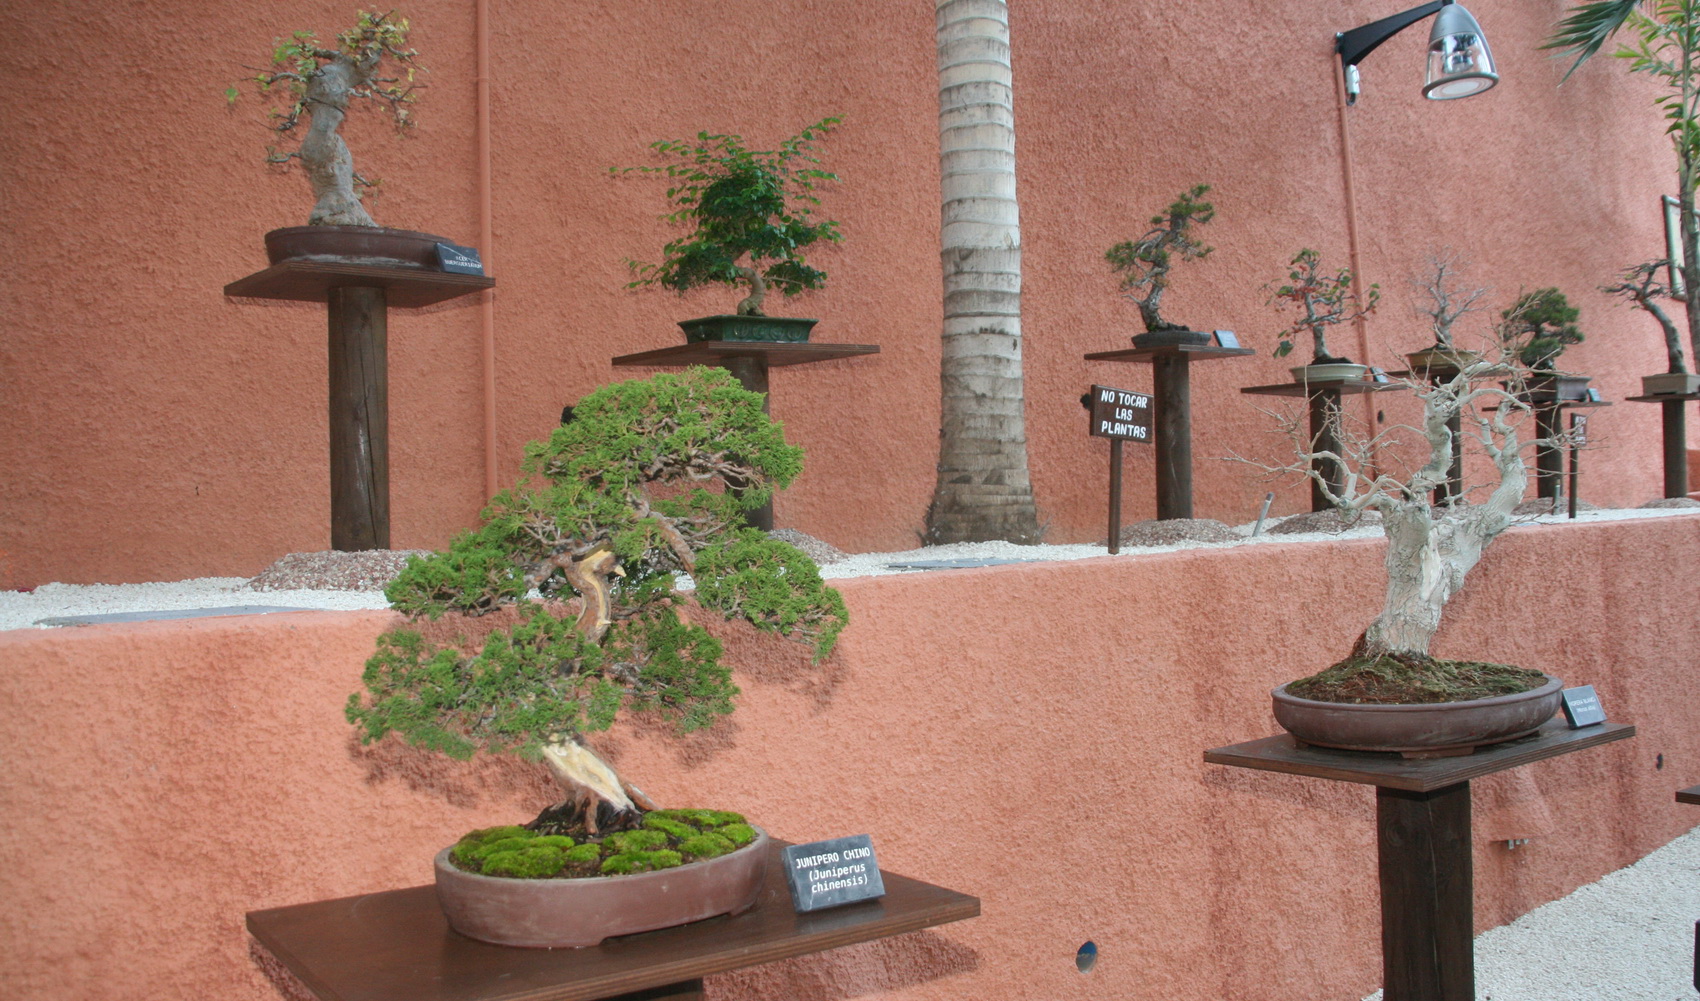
[1336,0,1446,69]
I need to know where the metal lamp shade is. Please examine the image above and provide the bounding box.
[1423,2,1497,100]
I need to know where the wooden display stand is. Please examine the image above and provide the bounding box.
[1085,341,1254,519]
[246,839,976,1001]
[225,260,495,551]
[612,340,879,531]
[1206,719,1634,1001]
[1240,379,1403,512]
[1531,398,1610,502]
[1625,392,1700,498]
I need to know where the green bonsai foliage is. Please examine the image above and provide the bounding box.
[1105,183,1215,333]
[450,809,755,879]
[1267,248,1379,363]
[1500,288,1583,371]
[347,367,847,834]
[227,10,422,226]
[616,117,843,317]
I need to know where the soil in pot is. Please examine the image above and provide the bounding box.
[1287,652,1546,704]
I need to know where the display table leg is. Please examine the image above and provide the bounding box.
[602,979,705,1001]
[327,286,389,551]
[1308,389,1344,513]
[1153,353,1192,520]
[720,355,773,532]
[1535,405,1563,501]
[1377,783,1473,1001]
[1664,399,1690,498]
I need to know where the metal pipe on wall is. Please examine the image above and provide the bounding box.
[477,0,498,501]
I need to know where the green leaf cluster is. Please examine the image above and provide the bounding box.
[1266,248,1380,361]
[1501,288,1584,371]
[616,117,843,314]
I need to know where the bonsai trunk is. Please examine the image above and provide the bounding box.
[1138,279,1179,333]
[1310,322,1335,363]
[536,738,656,834]
[299,55,379,227]
[734,264,767,316]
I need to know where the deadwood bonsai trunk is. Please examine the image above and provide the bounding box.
[284,50,384,226]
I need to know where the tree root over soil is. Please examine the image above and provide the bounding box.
[1287,652,1547,704]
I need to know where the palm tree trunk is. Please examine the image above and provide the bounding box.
[925,0,1041,544]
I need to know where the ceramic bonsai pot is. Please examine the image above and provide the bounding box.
[1405,346,1483,378]
[265,225,454,269]
[1271,674,1563,757]
[1642,372,1700,397]
[1290,362,1368,384]
[434,827,770,948]
[1519,374,1592,403]
[678,315,819,344]
[1131,329,1212,349]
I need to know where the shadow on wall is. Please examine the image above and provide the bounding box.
[349,731,556,810]
[707,929,979,1000]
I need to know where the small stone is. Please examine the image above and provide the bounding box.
[246,550,432,592]
[1640,497,1700,509]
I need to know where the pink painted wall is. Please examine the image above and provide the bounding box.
[2,516,1696,1001]
[3,1,1697,586]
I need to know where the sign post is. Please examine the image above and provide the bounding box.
[1087,385,1152,554]
[1568,413,1588,520]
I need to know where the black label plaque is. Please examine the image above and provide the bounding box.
[435,242,485,275]
[1087,384,1151,442]
[781,834,885,913]
[1561,685,1606,728]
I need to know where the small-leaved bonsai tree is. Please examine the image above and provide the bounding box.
[617,117,843,317]
[1267,248,1380,363]
[346,367,848,846]
[1603,260,1688,373]
[1106,184,1215,333]
[1499,288,1583,372]
[228,10,421,227]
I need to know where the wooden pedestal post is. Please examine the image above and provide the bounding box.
[1664,399,1690,498]
[328,286,389,551]
[721,355,773,532]
[1377,784,1474,1001]
[1535,404,1563,501]
[1153,353,1193,520]
[1308,388,1345,513]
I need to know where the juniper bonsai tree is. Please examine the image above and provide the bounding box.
[1105,184,1215,333]
[346,367,848,835]
[227,10,421,226]
[1499,288,1583,372]
[1267,248,1380,363]
[617,117,842,317]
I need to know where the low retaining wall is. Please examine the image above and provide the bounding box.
[2,515,1697,1001]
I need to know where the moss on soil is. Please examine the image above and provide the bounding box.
[1287,652,1547,705]
[448,808,753,880]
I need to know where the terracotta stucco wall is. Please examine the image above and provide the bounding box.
[3,1,1697,587]
[2,515,1696,1001]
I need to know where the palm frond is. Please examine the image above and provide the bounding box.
[1542,0,1643,82]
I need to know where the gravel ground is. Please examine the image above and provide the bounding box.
[1363,825,1700,1001]
[3,506,1694,631]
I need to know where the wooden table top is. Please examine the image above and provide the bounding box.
[225,261,495,308]
[246,841,977,1001]
[1239,379,1406,398]
[1677,785,1700,805]
[1205,720,1635,792]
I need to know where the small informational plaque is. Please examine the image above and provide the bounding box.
[1212,330,1240,349]
[435,242,485,275]
[1087,384,1151,442]
[1561,685,1606,728]
[782,834,886,913]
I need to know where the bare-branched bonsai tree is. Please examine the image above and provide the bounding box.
[346,367,848,837]
[1243,311,1561,703]
[1267,248,1380,363]
[1604,260,1689,373]
[228,10,421,227]
[1499,288,1583,372]
[1105,184,1215,333]
[617,117,842,317]
[1411,251,1491,352]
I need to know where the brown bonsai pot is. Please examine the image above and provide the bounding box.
[1405,346,1483,379]
[1290,362,1368,384]
[1131,329,1212,349]
[1271,674,1563,756]
[678,315,818,343]
[434,827,770,948]
[1642,372,1700,397]
[264,225,454,269]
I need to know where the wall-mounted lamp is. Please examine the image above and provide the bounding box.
[1337,0,1498,106]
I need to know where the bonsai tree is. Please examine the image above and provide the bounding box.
[227,10,421,227]
[1499,288,1583,372]
[617,117,843,317]
[346,367,848,837]
[1105,184,1215,333]
[1267,248,1380,363]
[1548,2,1700,375]
[1603,260,1688,373]
[1411,251,1490,351]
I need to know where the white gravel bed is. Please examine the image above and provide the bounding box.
[1,506,1692,632]
[1363,825,1700,1001]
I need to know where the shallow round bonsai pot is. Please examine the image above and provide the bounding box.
[1642,372,1700,397]
[264,225,454,268]
[1131,329,1212,349]
[434,827,770,948]
[1290,362,1368,384]
[1271,674,1563,756]
[1405,347,1482,378]
[678,315,818,344]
